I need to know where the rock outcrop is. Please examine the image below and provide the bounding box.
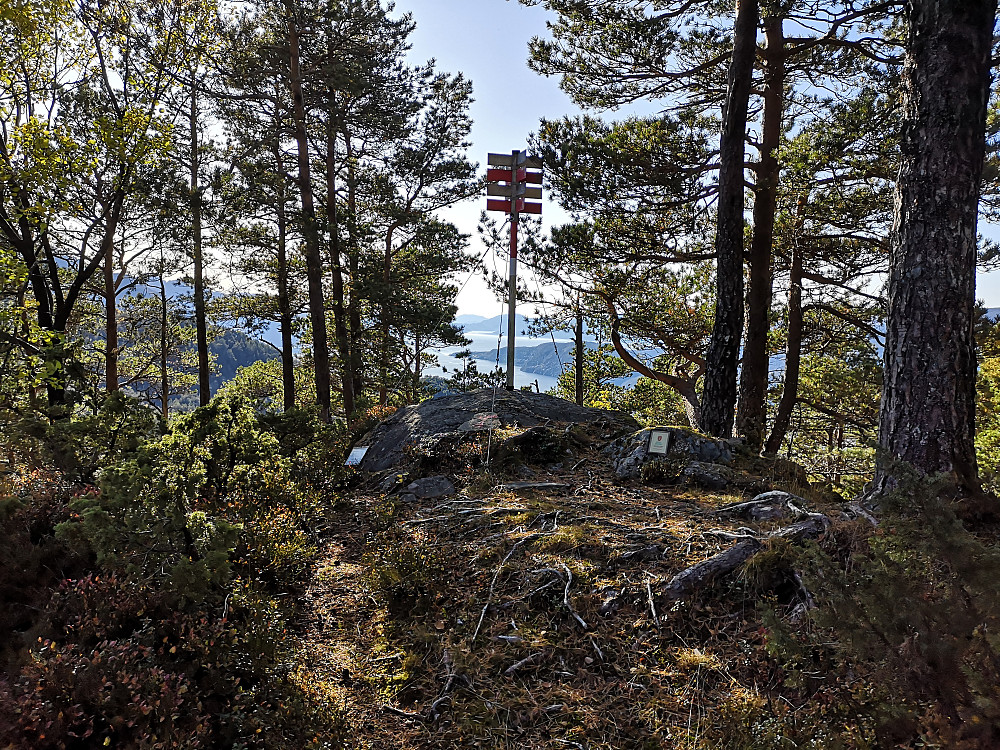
[606,426,734,482]
[354,389,636,473]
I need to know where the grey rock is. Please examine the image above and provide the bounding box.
[606,427,733,481]
[380,474,406,494]
[682,461,735,491]
[398,493,418,504]
[405,475,455,500]
[356,389,636,472]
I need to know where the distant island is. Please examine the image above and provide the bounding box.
[461,341,587,378]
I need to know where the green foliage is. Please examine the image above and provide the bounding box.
[0,399,347,748]
[61,398,324,600]
[752,470,1000,748]
[362,535,444,618]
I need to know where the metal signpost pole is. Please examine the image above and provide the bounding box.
[506,150,521,391]
[485,150,541,392]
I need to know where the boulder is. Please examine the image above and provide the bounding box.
[405,475,455,500]
[355,389,636,472]
[606,427,733,482]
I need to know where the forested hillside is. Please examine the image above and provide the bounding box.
[3,0,1000,747]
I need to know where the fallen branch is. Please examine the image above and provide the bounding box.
[661,515,829,604]
[558,562,588,630]
[504,651,544,676]
[645,575,660,628]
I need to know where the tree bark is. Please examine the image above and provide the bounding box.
[325,97,354,417]
[273,135,296,412]
[764,226,803,456]
[159,270,170,422]
[700,0,758,438]
[287,9,332,422]
[604,297,702,429]
[344,126,364,406]
[737,14,784,450]
[190,80,210,407]
[575,305,584,406]
[102,221,119,394]
[873,0,996,499]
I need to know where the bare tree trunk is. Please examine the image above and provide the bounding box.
[378,223,396,406]
[764,233,802,456]
[103,226,118,393]
[737,14,785,450]
[324,99,354,417]
[344,127,364,406]
[287,10,332,422]
[159,270,170,422]
[273,136,296,412]
[872,0,996,501]
[575,305,584,406]
[190,80,210,407]
[700,0,758,438]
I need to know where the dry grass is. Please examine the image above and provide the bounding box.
[291,423,839,748]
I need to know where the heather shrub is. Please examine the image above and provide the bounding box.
[742,469,1000,748]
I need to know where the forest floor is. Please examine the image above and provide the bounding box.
[290,421,854,749]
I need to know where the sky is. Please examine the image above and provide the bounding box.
[395,0,579,317]
[393,0,1000,315]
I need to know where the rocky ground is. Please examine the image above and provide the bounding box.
[289,392,858,749]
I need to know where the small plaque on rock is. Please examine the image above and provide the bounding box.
[345,446,369,466]
[648,430,670,454]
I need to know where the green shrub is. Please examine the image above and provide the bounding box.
[753,469,1000,748]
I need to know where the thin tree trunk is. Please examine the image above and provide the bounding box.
[379,223,397,405]
[700,0,758,438]
[325,98,354,416]
[344,127,363,405]
[287,10,332,422]
[190,80,210,407]
[764,233,802,456]
[103,226,118,393]
[575,306,584,406]
[872,0,996,501]
[159,270,170,422]
[604,297,702,429]
[737,14,784,450]
[273,136,296,412]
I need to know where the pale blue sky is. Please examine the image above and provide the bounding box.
[394,0,1000,314]
[396,0,580,316]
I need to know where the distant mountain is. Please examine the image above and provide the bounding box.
[463,341,590,378]
[458,312,598,341]
[208,329,280,392]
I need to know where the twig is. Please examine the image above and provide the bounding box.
[558,562,588,630]
[383,705,423,721]
[645,575,660,628]
[589,636,604,661]
[504,651,543,676]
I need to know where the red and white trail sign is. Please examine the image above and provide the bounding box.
[485,150,543,389]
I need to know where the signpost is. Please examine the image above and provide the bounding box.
[485,150,543,390]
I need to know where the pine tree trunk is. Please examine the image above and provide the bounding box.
[273,137,296,412]
[701,0,758,438]
[287,11,332,422]
[344,130,364,405]
[190,82,210,407]
[737,15,784,450]
[159,271,170,422]
[873,0,996,498]
[575,307,584,406]
[325,103,354,417]
[764,230,802,456]
[103,226,118,393]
